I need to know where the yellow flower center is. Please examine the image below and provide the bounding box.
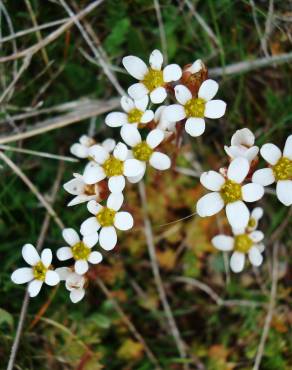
[132,141,153,162]
[72,242,91,260]
[102,155,124,177]
[272,157,292,181]
[220,180,242,204]
[184,98,206,118]
[234,234,253,253]
[142,68,164,92]
[33,261,47,281]
[248,217,256,228]
[97,207,116,227]
[128,108,143,124]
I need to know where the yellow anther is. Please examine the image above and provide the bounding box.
[220,180,242,203]
[102,156,124,177]
[142,69,164,92]
[33,261,47,281]
[97,207,116,227]
[248,218,256,228]
[128,108,143,124]
[184,98,205,118]
[132,141,153,162]
[72,242,91,260]
[234,234,253,253]
[272,157,292,181]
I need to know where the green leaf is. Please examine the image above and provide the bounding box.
[0,308,14,329]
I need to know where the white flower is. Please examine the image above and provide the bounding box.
[57,228,102,275]
[56,267,86,303]
[185,59,204,74]
[247,207,263,232]
[70,136,115,159]
[212,228,265,273]
[165,81,226,137]
[196,157,264,230]
[122,49,182,104]
[154,105,176,132]
[121,125,171,183]
[224,128,259,163]
[252,135,292,206]
[80,193,133,251]
[11,244,59,297]
[83,141,145,192]
[63,173,108,206]
[105,96,154,128]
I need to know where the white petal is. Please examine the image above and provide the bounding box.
[260,143,282,165]
[231,128,255,146]
[114,142,128,161]
[41,249,52,267]
[134,95,149,111]
[22,244,40,266]
[99,226,117,251]
[141,110,154,123]
[128,83,148,100]
[224,145,246,159]
[204,100,226,119]
[242,183,264,202]
[63,177,84,195]
[230,252,245,273]
[79,135,93,146]
[251,207,263,220]
[70,289,85,303]
[105,112,127,127]
[124,159,145,177]
[87,200,103,215]
[276,180,292,206]
[45,270,60,286]
[62,228,80,246]
[114,212,134,230]
[83,233,99,247]
[102,138,116,153]
[80,217,100,236]
[146,129,164,149]
[69,195,97,207]
[185,117,205,137]
[249,230,264,243]
[149,152,171,170]
[11,268,33,284]
[75,260,89,275]
[108,175,125,193]
[88,145,109,164]
[227,157,249,183]
[28,280,43,297]
[174,85,192,105]
[248,247,263,267]
[149,49,163,70]
[165,104,186,122]
[211,235,234,251]
[252,168,275,186]
[200,171,225,191]
[187,59,203,73]
[121,124,141,147]
[283,135,292,160]
[150,87,167,104]
[257,243,265,253]
[83,163,106,185]
[57,247,73,261]
[88,251,103,264]
[226,201,249,230]
[163,64,182,82]
[121,96,135,112]
[198,79,218,101]
[127,171,145,184]
[70,143,88,158]
[55,267,71,281]
[122,56,148,79]
[107,192,124,211]
[196,192,224,217]
[245,146,259,162]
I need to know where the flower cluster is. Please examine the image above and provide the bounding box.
[11,49,291,302]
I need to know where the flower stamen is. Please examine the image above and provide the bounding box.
[272,157,292,181]
[128,108,143,123]
[132,141,153,162]
[234,234,253,253]
[102,156,124,177]
[142,69,164,92]
[97,207,116,227]
[220,180,242,203]
[33,261,47,281]
[72,242,91,260]
[184,98,205,118]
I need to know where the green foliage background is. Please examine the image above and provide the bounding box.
[0,1,291,369]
